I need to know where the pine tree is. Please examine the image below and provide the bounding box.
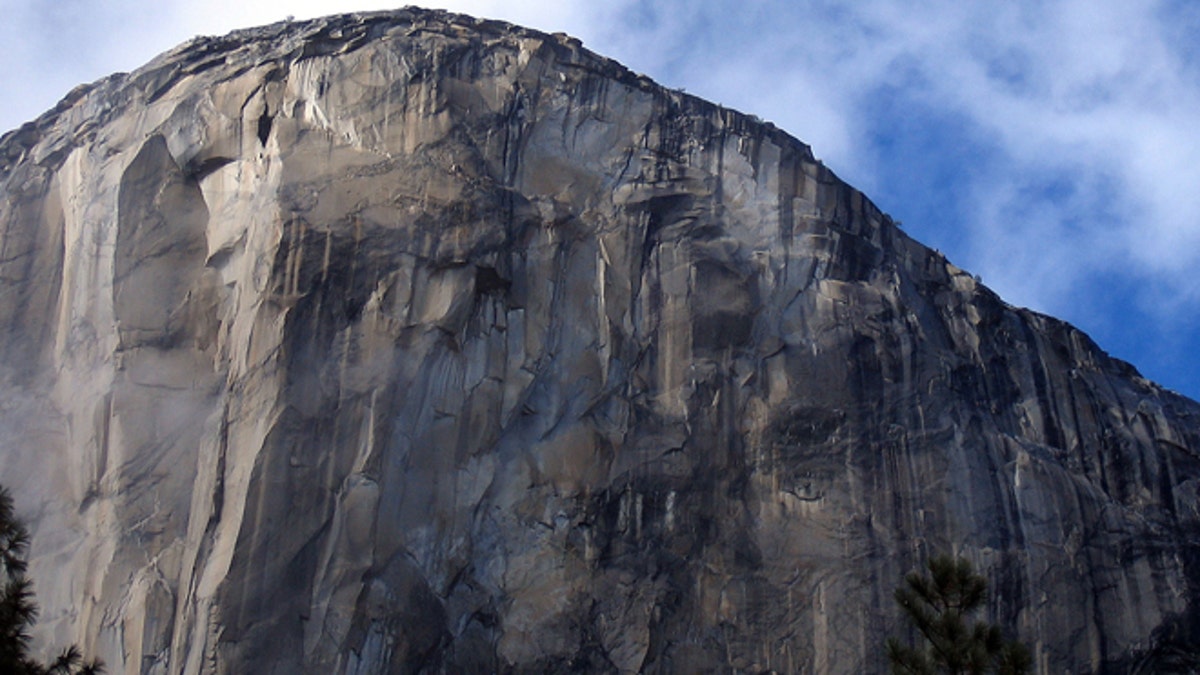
[887,555,1031,675]
[0,486,103,675]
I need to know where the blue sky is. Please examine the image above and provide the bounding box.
[2,0,1199,400]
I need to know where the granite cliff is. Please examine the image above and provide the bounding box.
[1,8,1198,674]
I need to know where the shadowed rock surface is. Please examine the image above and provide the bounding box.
[1,7,1199,674]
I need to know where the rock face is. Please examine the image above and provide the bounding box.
[1,8,1199,674]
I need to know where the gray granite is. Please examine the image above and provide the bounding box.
[0,7,1197,673]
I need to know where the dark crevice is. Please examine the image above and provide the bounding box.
[474,265,511,296]
[257,109,273,146]
[185,156,235,180]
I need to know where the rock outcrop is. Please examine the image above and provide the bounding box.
[1,8,1198,674]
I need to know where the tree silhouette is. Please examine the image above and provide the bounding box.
[887,555,1030,675]
[0,486,103,675]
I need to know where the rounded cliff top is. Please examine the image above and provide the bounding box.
[0,5,806,175]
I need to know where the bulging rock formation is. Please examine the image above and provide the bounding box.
[1,8,1198,674]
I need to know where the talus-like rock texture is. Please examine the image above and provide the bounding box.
[1,8,1199,674]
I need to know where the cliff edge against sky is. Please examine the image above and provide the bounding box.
[1,8,1198,673]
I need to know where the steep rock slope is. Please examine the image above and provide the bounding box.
[1,8,1199,674]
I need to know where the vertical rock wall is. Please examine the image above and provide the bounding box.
[0,9,1198,673]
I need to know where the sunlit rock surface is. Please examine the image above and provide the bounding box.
[1,8,1198,674]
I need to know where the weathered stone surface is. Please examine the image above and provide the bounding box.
[1,8,1198,674]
